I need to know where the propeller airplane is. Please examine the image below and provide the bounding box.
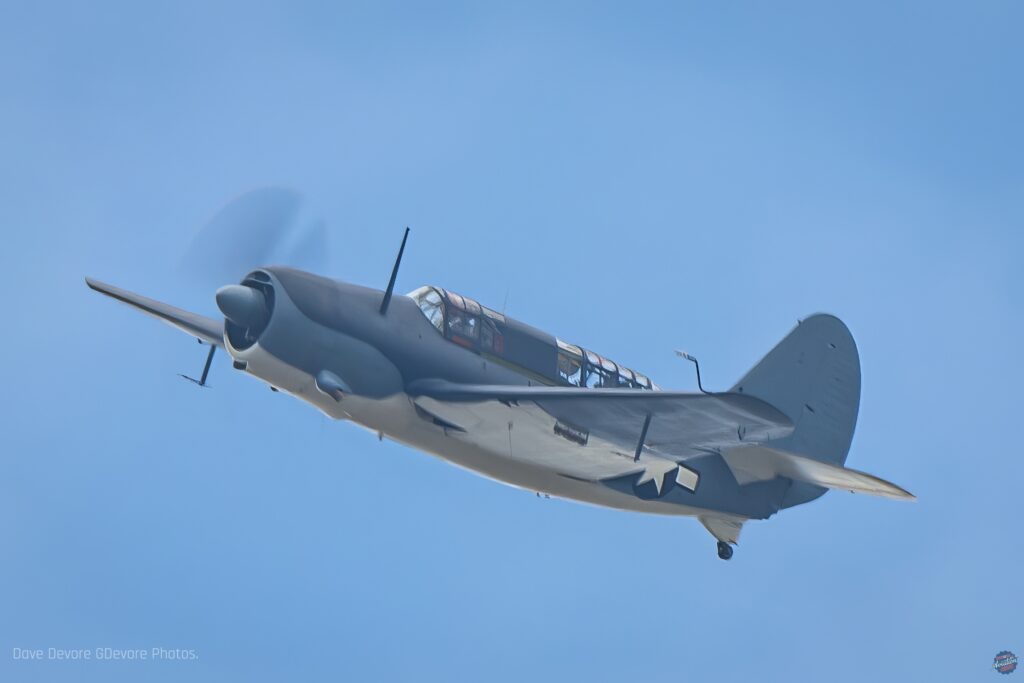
[87,189,914,560]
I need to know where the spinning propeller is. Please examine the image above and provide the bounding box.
[175,187,328,386]
[174,187,407,388]
[179,186,329,292]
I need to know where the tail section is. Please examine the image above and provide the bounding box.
[731,314,863,507]
[721,445,915,501]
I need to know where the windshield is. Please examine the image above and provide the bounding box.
[409,286,444,332]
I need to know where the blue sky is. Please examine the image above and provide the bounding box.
[1,1,1021,681]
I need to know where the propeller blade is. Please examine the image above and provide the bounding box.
[283,218,329,276]
[178,187,304,286]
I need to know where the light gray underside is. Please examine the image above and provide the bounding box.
[406,379,795,461]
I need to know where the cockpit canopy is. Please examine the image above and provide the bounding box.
[409,286,659,390]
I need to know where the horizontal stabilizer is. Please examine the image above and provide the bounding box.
[85,278,224,347]
[722,445,915,501]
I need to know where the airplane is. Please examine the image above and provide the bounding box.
[86,208,914,561]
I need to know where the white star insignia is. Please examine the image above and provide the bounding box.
[634,459,680,495]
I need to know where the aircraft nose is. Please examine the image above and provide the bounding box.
[216,284,268,329]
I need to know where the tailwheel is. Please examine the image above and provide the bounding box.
[717,541,734,561]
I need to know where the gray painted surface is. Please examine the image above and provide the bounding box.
[85,278,224,347]
[730,314,862,508]
[85,266,912,552]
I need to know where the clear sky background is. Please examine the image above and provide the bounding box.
[1,2,1021,681]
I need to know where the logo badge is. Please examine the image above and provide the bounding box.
[994,651,1018,675]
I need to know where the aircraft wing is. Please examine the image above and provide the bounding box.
[86,278,224,347]
[406,379,794,459]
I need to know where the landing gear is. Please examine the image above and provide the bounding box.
[717,541,734,561]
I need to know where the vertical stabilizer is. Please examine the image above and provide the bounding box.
[731,314,861,507]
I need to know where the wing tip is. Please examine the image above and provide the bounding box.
[862,470,916,501]
[85,276,113,294]
[891,487,917,502]
[850,480,916,501]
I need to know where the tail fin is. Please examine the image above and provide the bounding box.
[731,314,861,507]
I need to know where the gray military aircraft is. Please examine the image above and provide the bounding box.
[87,196,913,560]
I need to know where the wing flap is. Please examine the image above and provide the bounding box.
[86,278,224,347]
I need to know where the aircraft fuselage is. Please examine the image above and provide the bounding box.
[223,267,787,521]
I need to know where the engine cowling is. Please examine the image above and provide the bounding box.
[217,272,275,351]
